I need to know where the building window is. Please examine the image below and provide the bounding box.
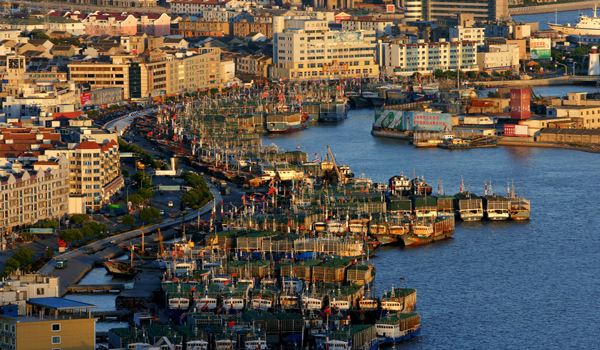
[37,288,44,295]
[52,336,61,344]
[52,324,60,332]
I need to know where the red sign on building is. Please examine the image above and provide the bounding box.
[510,88,531,120]
[80,92,92,106]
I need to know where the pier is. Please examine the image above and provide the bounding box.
[509,0,597,15]
[66,283,125,294]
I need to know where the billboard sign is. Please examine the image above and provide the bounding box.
[530,38,551,60]
[30,228,53,234]
[323,60,349,73]
[81,92,92,105]
[504,124,529,137]
[374,109,453,132]
[510,88,531,120]
[154,170,177,176]
[386,4,395,12]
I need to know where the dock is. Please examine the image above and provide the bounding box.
[66,283,125,294]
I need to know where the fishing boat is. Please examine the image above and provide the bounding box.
[456,192,484,221]
[302,284,326,311]
[266,113,310,133]
[508,182,531,220]
[245,336,268,350]
[320,101,348,122]
[410,177,433,196]
[389,172,411,196]
[103,260,140,277]
[401,215,455,246]
[380,286,417,313]
[438,135,499,149]
[482,194,510,221]
[376,313,421,344]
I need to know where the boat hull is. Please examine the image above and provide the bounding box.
[373,234,400,245]
[548,23,600,35]
[267,123,308,133]
[510,211,531,220]
[402,229,455,246]
[378,327,421,344]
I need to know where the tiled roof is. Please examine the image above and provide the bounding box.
[75,141,101,150]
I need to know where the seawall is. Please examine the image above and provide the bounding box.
[509,1,597,15]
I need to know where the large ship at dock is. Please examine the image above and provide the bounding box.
[548,6,600,35]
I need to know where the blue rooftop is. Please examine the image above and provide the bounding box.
[26,297,97,310]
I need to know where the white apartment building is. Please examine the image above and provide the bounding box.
[377,39,478,76]
[169,0,246,16]
[449,26,486,46]
[271,18,379,81]
[476,43,520,71]
[341,19,394,37]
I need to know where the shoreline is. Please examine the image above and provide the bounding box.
[510,0,596,15]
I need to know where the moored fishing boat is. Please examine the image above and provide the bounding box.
[401,215,455,246]
[438,135,499,149]
[376,313,421,344]
[266,113,310,133]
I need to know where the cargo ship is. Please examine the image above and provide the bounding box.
[266,113,310,133]
[438,136,499,149]
[401,215,455,246]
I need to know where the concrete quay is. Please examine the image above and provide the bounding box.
[509,0,597,15]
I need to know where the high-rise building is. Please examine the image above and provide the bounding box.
[272,18,379,81]
[417,0,508,21]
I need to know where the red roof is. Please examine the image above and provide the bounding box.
[76,141,101,150]
[53,111,83,120]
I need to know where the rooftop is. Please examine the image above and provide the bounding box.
[26,297,97,310]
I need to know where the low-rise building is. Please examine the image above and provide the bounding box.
[449,25,486,46]
[236,54,272,77]
[476,43,519,72]
[175,18,231,37]
[341,18,394,37]
[232,20,273,39]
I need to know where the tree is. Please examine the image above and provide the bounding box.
[122,169,129,178]
[5,258,20,270]
[60,229,82,243]
[81,225,95,237]
[136,188,154,201]
[481,71,491,78]
[41,220,59,229]
[46,247,54,258]
[503,70,513,77]
[33,32,50,40]
[468,71,478,79]
[13,248,34,265]
[492,71,501,77]
[138,208,155,223]
[128,193,144,206]
[121,214,136,229]
[69,214,90,225]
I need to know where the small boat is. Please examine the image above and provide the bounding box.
[389,172,411,196]
[380,286,417,313]
[103,260,140,277]
[438,135,499,149]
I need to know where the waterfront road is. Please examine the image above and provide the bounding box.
[509,0,596,14]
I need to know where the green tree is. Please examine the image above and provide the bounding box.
[34,32,50,40]
[5,258,20,270]
[122,169,129,178]
[46,247,54,258]
[81,225,94,237]
[492,71,501,77]
[468,71,478,79]
[128,193,144,206]
[503,70,513,77]
[13,248,34,265]
[573,46,589,58]
[138,208,154,223]
[69,214,90,225]
[481,71,491,78]
[60,229,82,243]
[136,188,154,201]
[182,191,200,206]
[121,214,136,229]
[41,220,59,229]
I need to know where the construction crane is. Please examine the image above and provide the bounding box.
[327,145,347,185]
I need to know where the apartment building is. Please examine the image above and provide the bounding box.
[411,0,508,21]
[169,0,245,16]
[69,59,131,99]
[0,156,69,234]
[166,49,222,95]
[272,18,379,81]
[377,39,478,76]
[449,26,486,46]
[236,54,272,77]
[174,18,231,37]
[232,20,273,39]
[0,272,59,315]
[0,297,96,350]
[341,19,394,37]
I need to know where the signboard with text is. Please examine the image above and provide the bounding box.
[80,92,92,105]
[530,38,551,60]
[322,60,349,73]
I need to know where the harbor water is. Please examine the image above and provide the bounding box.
[260,106,600,348]
[513,9,596,30]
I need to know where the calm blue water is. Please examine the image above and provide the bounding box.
[261,102,600,348]
[513,9,595,30]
